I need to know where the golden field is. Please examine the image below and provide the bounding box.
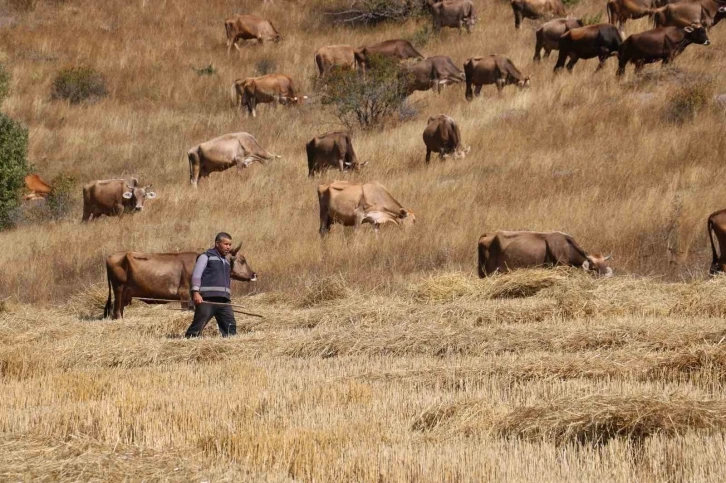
[1,0,726,480]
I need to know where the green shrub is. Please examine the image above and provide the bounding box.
[0,113,29,230]
[255,58,277,76]
[0,63,9,105]
[665,81,712,124]
[191,64,216,76]
[47,173,76,220]
[51,66,107,104]
[581,14,602,25]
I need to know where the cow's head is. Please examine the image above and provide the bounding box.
[517,76,532,89]
[443,145,471,161]
[715,6,726,24]
[684,24,710,46]
[121,184,157,211]
[399,208,416,227]
[228,244,257,282]
[582,253,613,277]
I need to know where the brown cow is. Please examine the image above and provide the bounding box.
[188,132,278,187]
[708,209,726,274]
[554,23,623,72]
[422,115,470,164]
[534,18,584,62]
[224,14,281,53]
[306,131,364,176]
[510,0,566,29]
[464,55,531,99]
[315,45,356,76]
[82,178,156,222]
[430,0,477,33]
[607,0,657,31]
[653,0,726,28]
[354,39,424,71]
[477,231,613,277]
[104,248,256,319]
[617,24,710,76]
[23,174,52,201]
[317,181,415,235]
[403,56,466,94]
[231,74,304,117]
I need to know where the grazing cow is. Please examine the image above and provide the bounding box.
[430,0,477,33]
[617,24,710,76]
[464,55,531,99]
[306,131,363,176]
[607,0,657,31]
[403,56,466,94]
[554,23,623,72]
[510,0,566,29]
[422,115,470,164]
[653,0,726,28]
[104,248,256,319]
[315,45,356,76]
[82,178,156,222]
[534,18,584,62]
[231,74,304,117]
[477,231,613,277]
[23,173,52,201]
[317,181,415,235]
[354,39,424,71]
[708,209,726,274]
[225,14,281,53]
[188,132,278,187]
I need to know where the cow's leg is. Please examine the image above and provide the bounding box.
[111,285,125,319]
[82,204,92,222]
[544,49,551,59]
[514,10,522,29]
[616,58,628,77]
[496,78,506,94]
[425,148,431,164]
[595,54,608,72]
[439,148,446,161]
[474,85,482,97]
[554,50,568,72]
[566,56,578,72]
[338,158,346,172]
[634,60,646,74]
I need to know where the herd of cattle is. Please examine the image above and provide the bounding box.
[21,0,726,318]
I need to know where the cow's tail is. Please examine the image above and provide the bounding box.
[464,58,474,101]
[188,148,201,186]
[103,264,113,318]
[606,0,616,25]
[477,235,488,278]
[709,216,719,270]
[315,52,324,76]
[306,139,316,177]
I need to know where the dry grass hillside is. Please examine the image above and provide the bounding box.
[2,0,726,480]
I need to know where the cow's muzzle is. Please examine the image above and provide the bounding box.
[134,206,143,211]
[250,273,258,282]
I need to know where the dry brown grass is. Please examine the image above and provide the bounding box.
[2,0,726,480]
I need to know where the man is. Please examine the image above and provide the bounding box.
[185,232,237,338]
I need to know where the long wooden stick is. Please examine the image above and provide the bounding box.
[132,297,264,318]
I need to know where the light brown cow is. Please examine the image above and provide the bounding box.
[188,132,278,187]
[534,18,584,62]
[707,209,726,274]
[224,14,281,53]
[653,0,726,28]
[430,0,477,33]
[464,55,531,99]
[607,0,656,31]
[354,39,424,71]
[422,115,470,164]
[403,56,466,94]
[306,131,364,176]
[104,248,256,319]
[315,45,356,76]
[231,74,304,117]
[510,0,566,29]
[317,181,415,235]
[477,231,613,277]
[23,173,52,201]
[82,178,157,222]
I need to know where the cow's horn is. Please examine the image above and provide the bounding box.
[230,243,242,256]
[604,254,613,261]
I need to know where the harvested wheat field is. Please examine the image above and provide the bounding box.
[2,0,726,480]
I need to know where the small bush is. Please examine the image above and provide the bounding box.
[191,64,216,76]
[0,113,29,230]
[255,58,277,76]
[665,80,713,124]
[324,0,427,26]
[581,14,602,25]
[0,63,9,105]
[47,173,76,220]
[51,66,108,104]
[407,24,433,48]
[562,0,580,5]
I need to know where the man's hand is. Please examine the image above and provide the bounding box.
[193,292,203,306]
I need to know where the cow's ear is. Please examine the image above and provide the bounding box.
[230,243,242,256]
[122,191,133,199]
[581,260,591,271]
[684,25,694,33]
[145,191,157,199]
[719,6,726,12]
[399,208,408,218]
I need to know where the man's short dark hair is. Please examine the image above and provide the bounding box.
[215,232,232,242]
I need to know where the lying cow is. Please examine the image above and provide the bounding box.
[708,209,726,274]
[306,131,364,176]
[403,56,466,94]
[23,173,52,201]
[534,18,584,62]
[607,0,656,32]
[477,231,613,277]
[231,74,304,118]
[225,14,281,53]
[82,178,156,222]
[104,247,256,319]
[464,55,530,99]
[317,181,415,235]
[554,23,623,73]
[653,0,726,29]
[354,39,424,71]
[188,132,278,187]
[510,0,566,29]
[423,115,470,164]
[617,24,710,76]
[430,0,477,33]
[315,44,356,76]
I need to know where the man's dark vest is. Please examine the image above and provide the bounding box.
[199,249,231,299]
